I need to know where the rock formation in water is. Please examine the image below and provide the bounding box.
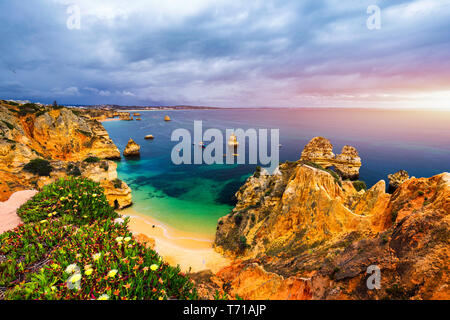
[388,170,410,192]
[205,142,449,300]
[164,115,171,121]
[123,139,141,157]
[145,135,154,140]
[300,137,361,180]
[0,101,131,208]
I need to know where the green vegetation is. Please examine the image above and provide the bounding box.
[253,166,262,178]
[301,160,342,187]
[391,210,398,223]
[238,236,249,251]
[1,120,14,130]
[1,177,197,300]
[18,103,41,116]
[17,177,117,225]
[100,161,109,172]
[113,178,123,189]
[76,129,92,137]
[23,158,53,176]
[418,191,424,196]
[66,163,81,177]
[83,156,100,163]
[352,180,367,192]
[234,213,243,225]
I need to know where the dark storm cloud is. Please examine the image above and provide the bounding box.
[0,0,449,108]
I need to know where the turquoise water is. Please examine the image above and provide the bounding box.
[103,109,450,235]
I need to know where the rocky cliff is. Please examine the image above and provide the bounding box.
[207,138,449,300]
[0,100,131,207]
[300,137,361,180]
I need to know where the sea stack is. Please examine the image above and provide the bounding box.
[388,170,410,192]
[300,137,361,180]
[145,135,154,140]
[164,115,171,121]
[228,133,239,146]
[123,138,141,157]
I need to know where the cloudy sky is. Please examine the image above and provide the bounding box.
[1,0,450,108]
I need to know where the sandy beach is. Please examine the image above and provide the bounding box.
[0,190,38,234]
[98,118,122,122]
[121,207,231,273]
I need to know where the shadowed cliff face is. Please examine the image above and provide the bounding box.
[208,148,449,300]
[0,102,130,207]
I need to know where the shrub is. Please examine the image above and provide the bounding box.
[234,213,243,225]
[113,178,123,189]
[352,180,367,192]
[238,236,248,251]
[253,166,262,178]
[66,163,82,177]
[83,156,100,163]
[23,158,53,176]
[100,161,109,171]
[17,177,118,225]
[18,103,41,116]
[1,120,14,130]
[391,210,398,223]
[1,218,197,300]
[418,191,424,196]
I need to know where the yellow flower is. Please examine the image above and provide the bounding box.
[108,269,118,278]
[124,237,131,242]
[150,264,158,271]
[85,269,93,276]
[51,286,57,291]
[92,253,101,261]
[47,213,53,217]
[98,294,109,300]
[69,273,82,283]
[40,220,48,224]
[115,236,124,243]
[158,296,164,300]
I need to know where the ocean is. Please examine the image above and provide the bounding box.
[103,108,450,236]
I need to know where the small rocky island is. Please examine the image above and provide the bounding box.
[300,136,361,180]
[123,138,141,157]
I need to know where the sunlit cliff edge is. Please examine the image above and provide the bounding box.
[192,138,450,300]
[0,100,131,208]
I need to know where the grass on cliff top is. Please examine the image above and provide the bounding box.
[17,177,118,225]
[300,160,342,187]
[1,177,197,300]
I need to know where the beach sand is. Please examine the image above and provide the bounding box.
[99,118,122,122]
[0,190,38,234]
[121,207,231,273]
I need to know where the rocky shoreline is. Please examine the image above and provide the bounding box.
[192,137,450,300]
[0,100,131,208]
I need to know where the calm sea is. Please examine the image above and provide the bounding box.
[103,108,450,235]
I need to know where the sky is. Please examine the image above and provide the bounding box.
[0,0,450,108]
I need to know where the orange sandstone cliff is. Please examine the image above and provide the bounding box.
[0,101,131,208]
[198,138,449,300]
